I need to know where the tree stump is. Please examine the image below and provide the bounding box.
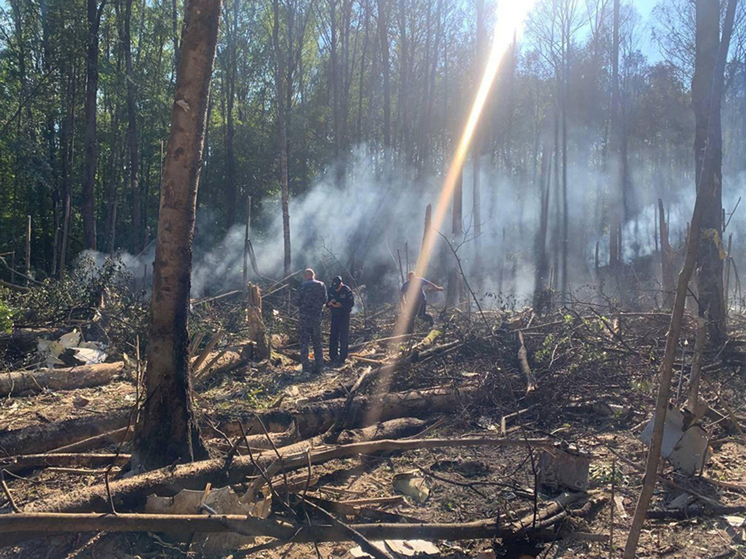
[246,283,269,360]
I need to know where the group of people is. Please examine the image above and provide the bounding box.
[294,268,443,375]
[294,268,355,374]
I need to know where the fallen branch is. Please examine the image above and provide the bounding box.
[517,332,537,394]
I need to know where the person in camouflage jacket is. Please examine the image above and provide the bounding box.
[294,268,327,373]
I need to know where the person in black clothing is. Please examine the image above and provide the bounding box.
[400,271,443,327]
[327,276,354,365]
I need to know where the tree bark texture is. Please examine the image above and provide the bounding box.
[692,0,737,345]
[82,0,107,250]
[133,0,221,471]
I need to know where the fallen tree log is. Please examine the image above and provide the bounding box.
[0,453,130,473]
[0,384,475,458]
[0,362,127,397]
[0,512,571,541]
[336,418,426,445]
[221,384,480,439]
[194,346,248,384]
[0,412,130,457]
[50,427,131,454]
[12,437,554,519]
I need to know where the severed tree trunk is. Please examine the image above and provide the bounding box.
[82,0,107,251]
[245,283,269,360]
[132,0,222,471]
[693,0,737,346]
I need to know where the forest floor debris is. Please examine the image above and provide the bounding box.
[1,287,746,558]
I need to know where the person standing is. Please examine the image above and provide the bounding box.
[294,268,327,373]
[400,271,443,328]
[327,276,354,365]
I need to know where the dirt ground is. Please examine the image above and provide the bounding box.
[2,304,746,559]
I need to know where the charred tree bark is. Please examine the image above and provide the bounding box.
[692,0,737,346]
[132,0,221,471]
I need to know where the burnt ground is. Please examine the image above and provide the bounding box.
[2,301,746,559]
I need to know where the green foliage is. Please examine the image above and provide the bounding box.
[0,295,13,333]
[6,255,148,357]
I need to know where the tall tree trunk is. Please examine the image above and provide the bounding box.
[83,0,107,251]
[124,0,141,252]
[693,0,737,345]
[132,0,220,471]
[273,0,291,277]
[622,2,739,552]
[533,144,550,312]
[59,69,77,277]
[560,27,569,298]
[609,0,621,270]
[376,0,391,152]
[223,0,238,229]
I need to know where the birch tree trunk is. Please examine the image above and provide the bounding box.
[132,0,221,471]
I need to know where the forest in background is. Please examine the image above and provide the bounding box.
[0,0,745,304]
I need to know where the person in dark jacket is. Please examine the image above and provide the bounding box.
[294,268,327,373]
[400,271,443,327]
[327,276,354,365]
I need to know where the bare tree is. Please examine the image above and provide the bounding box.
[132,0,221,471]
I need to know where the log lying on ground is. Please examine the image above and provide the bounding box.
[0,453,130,473]
[0,510,581,541]
[0,412,130,457]
[0,362,127,397]
[0,437,556,548]
[50,426,131,454]
[336,418,426,445]
[0,343,250,398]
[0,384,475,458]
[219,384,479,439]
[194,346,249,385]
[12,437,554,520]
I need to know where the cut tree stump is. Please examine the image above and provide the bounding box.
[245,283,269,361]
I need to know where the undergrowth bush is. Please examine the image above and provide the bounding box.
[6,255,149,358]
